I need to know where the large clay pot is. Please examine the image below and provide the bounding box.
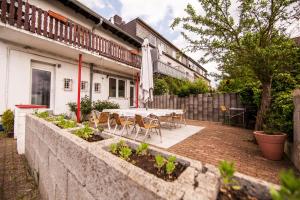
[254,131,287,161]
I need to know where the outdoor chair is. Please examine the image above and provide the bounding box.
[112,113,134,136]
[220,106,230,124]
[90,110,111,130]
[171,111,187,127]
[134,114,162,142]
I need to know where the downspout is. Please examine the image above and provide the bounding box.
[89,63,94,101]
[77,54,82,122]
[136,73,139,108]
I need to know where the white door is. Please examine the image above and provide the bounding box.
[30,61,55,109]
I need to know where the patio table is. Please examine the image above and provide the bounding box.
[102,108,184,117]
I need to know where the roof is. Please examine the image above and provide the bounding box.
[56,0,142,47]
[134,18,207,72]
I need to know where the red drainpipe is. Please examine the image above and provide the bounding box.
[136,73,139,108]
[77,54,82,122]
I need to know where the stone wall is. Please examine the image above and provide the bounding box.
[25,115,277,200]
[25,115,221,200]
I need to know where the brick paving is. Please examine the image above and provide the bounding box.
[0,137,40,200]
[168,120,299,184]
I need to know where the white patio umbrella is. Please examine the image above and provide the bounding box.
[139,38,154,106]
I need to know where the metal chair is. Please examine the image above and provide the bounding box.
[112,113,134,136]
[134,114,162,142]
[171,111,187,127]
[90,110,111,130]
[220,106,230,124]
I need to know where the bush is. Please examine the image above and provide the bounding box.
[177,78,209,97]
[2,109,14,134]
[93,100,119,112]
[154,78,169,95]
[67,95,92,121]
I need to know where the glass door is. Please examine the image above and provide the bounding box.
[130,85,135,107]
[31,69,51,107]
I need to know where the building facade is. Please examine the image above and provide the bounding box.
[0,0,142,115]
[115,16,210,83]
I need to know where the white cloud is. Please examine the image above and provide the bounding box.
[119,0,200,25]
[78,0,105,9]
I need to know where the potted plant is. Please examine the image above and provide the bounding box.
[2,109,14,138]
[254,118,287,160]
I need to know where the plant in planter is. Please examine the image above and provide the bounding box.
[136,143,149,156]
[254,118,287,160]
[56,118,77,129]
[72,124,104,142]
[155,155,166,173]
[119,146,132,161]
[35,111,49,119]
[270,170,300,200]
[2,109,14,137]
[109,140,187,181]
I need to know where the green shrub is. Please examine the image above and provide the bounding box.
[270,170,300,200]
[218,160,240,190]
[155,155,165,171]
[35,111,49,119]
[136,143,149,156]
[109,143,118,154]
[93,100,119,112]
[166,161,176,175]
[67,95,92,121]
[177,78,209,97]
[2,109,14,134]
[73,124,93,139]
[119,146,132,161]
[56,118,77,129]
[154,78,169,95]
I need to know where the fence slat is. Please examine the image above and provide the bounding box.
[37,8,42,35]
[43,11,48,37]
[30,5,36,33]
[197,94,203,120]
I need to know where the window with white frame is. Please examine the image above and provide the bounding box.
[81,81,88,92]
[64,78,72,91]
[94,83,101,93]
[109,78,126,98]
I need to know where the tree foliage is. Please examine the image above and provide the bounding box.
[172,0,300,130]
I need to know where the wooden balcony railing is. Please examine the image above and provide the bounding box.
[0,0,141,68]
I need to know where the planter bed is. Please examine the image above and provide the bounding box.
[109,141,188,181]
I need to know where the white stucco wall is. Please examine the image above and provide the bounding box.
[0,41,8,114]
[0,42,133,115]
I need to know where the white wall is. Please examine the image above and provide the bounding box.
[0,43,133,115]
[0,41,8,114]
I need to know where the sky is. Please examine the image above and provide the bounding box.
[78,0,300,87]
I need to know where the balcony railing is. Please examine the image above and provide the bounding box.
[153,60,186,80]
[0,0,141,68]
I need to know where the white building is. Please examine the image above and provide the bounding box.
[0,0,142,115]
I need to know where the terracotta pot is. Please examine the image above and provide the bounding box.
[254,131,287,161]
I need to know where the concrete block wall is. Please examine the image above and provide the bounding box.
[25,115,277,200]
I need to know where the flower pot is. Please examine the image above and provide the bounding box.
[254,131,287,161]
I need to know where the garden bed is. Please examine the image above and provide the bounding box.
[108,140,188,182]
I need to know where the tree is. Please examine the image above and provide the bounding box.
[171,0,299,130]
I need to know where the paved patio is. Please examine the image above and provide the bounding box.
[168,120,299,184]
[0,137,40,200]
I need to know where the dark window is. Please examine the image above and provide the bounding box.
[118,80,125,98]
[31,69,51,107]
[109,78,117,97]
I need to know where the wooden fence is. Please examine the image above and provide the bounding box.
[148,93,243,122]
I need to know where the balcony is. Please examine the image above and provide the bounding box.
[153,60,186,80]
[0,0,141,68]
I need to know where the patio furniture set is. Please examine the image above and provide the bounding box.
[89,109,187,142]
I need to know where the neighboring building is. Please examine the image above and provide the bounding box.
[0,0,142,115]
[114,16,210,84]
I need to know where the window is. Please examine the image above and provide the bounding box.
[109,78,117,97]
[81,81,88,92]
[64,78,72,91]
[109,78,126,98]
[94,83,101,93]
[118,80,125,98]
